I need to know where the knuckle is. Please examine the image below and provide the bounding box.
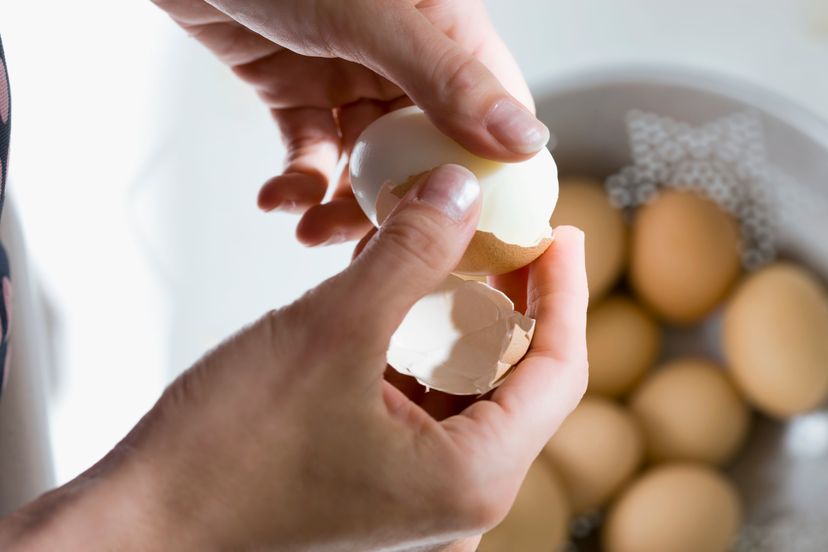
[443,56,480,97]
[285,285,367,353]
[231,60,262,85]
[433,453,506,532]
[231,60,288,103]
[379,215,450,275]
[447,480,505,532]
[160,363,209,414]
[432,50,484,107]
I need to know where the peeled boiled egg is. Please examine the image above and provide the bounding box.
[551,177,627,302]
[630,189,742,325]
[603,463,742,552]
[586,294,661,398]
[629,358,750,465]
[543,397,643,514]
[350,106,559,276]
[388,275,534,395]
[723,262,828,418]
[478,458,571,552]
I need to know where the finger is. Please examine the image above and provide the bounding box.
[330,163,356,201]
[495,226,589,437]
[344,2,549,160]
[331,164,481,350]
[234,52,403,108]
[339,99,389,157]
[153,1,283,66]
[296,198,373,246]
[488,267,529,314]
[395,538,481,552]
[151,0,230,25]
[415,0,533,110]
[524,226,590,363]
[183,20,283,66]
[352,227,378,261]
[320,157,371,239]
[452,227,588,463]
[387,96,415,113]
[258,107,341,213]
[329,99,389,204]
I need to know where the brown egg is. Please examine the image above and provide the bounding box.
[543,397,643,514]
[551,177,627,302]
[586,295,662,397]
[629,358,750,465]
[723,262,828,418]
[630,189,741,325]
[603,463,742,552]
[478,458,570,552]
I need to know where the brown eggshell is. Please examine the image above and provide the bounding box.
[376,174,553,276]
[453,231,553,276]
[543,397,643,514]
[723,262,828,418]
[630,189,742,325]
[478,458,571,552]
[603,463,742,552]
[586,294,662,397]
[629,358,751,465]
[551,177,627,302]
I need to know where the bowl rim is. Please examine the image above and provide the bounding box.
[533,64,828,150]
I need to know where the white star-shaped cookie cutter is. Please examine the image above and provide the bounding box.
[606,110,794,269]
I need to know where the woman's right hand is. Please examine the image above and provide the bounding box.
[151,0,550,246]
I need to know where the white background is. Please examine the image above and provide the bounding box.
[2,0,828,483]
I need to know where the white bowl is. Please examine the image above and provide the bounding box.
[535,66,828,550]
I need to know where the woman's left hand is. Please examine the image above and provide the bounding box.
[0,166,587,552]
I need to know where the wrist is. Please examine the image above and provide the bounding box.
[0,443,210,552]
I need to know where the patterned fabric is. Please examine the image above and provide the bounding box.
[0,35,13,393]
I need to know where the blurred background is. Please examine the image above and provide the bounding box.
[2,0,828,491]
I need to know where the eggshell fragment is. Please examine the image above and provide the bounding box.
[630,189,742,325]
[586,294,661,398]
[603,463,742,552]
[351,106,558,276]
[387,275,535,395]
[478,458,571,552]
[551,177,627,302]
[543,397,644,514]
[723,262,828,418]
[629,358,751,465]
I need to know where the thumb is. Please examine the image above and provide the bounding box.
[333,164,481,346]
[346,3,549,161]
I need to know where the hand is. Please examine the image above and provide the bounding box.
[151,0,549,246]
[0,166,586,551]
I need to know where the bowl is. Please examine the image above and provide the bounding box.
[535,65,828,550]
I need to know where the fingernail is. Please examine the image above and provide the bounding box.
[322,230,348,246]
[415,164,479,221]
[485,98,550,154]
[277,200,305,214]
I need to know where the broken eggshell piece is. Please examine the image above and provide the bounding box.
[388,275,536,395]
[351,106,558,276]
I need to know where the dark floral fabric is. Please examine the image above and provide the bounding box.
[0,35,13,393]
